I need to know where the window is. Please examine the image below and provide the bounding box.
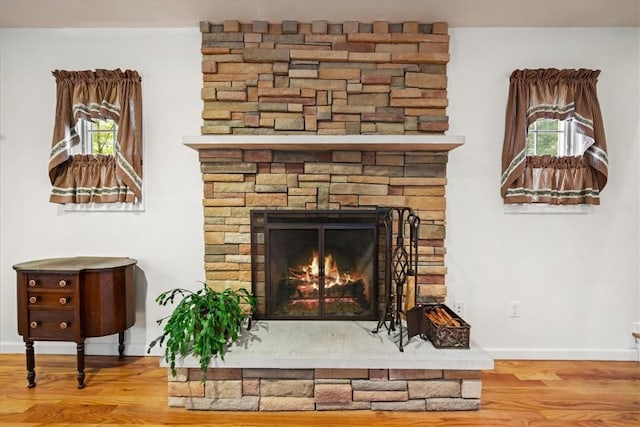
[526,119,592,158]
[72,118,117,156]
[500,69,608,206]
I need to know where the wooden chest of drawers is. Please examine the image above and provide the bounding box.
[14,257,136,389]
[20,273,80,342]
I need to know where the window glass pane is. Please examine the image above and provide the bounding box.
[525,132,536,156]
[526,119,560,156]
[536,133,557,156]
[537,119,558,131]
[90,119,116,155]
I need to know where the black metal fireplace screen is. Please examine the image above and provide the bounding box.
[251,207,420,344]
[251,210,381,320]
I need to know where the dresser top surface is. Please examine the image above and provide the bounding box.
[13,257,136,272]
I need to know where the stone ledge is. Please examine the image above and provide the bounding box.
[184,134,465,152]
[165,321,493,371]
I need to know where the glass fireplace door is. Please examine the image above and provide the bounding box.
[266,224,376,320]
[267,227,321,318]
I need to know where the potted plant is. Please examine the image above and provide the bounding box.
[148,282,256,378]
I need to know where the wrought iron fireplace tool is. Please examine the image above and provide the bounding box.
[373,207,420,351]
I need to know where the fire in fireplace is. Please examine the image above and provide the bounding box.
[268,226,375,319]
[251,210,384,320]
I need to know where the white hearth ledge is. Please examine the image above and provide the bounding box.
[183,135,464,152]
[163,320,493,371]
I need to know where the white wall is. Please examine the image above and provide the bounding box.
[0,28,205,355]
[1,26,638,360]
[446,28,639,359]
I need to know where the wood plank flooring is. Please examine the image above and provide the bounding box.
[0,354,638,426]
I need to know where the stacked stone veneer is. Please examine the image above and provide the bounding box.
[199,148,448,308]
[200,20,449,135]
[169,367,481,411]
[181,20,471,412]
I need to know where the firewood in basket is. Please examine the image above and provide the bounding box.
[425,307,460,327]
[434,309,452,326]
[436,307,461,327]
[425,310,445,325]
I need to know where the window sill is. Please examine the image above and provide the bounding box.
[62,201,145,213]
[503,204,594,214]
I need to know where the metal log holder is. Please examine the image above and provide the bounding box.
[373,207,420,352]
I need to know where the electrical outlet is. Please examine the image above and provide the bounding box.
[509,300,520,318]
[453,301,464,317]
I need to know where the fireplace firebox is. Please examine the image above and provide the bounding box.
[251,210,385,320]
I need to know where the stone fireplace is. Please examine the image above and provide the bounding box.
[166,136,494,412]
[165,19,493,412]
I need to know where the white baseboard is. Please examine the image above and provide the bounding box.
[0,340,148,356]
[486,347,638,361]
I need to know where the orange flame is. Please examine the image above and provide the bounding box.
[295,251,352,288]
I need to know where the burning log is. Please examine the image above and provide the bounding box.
[324,278,364,297]
[276,251,371,316]
[288,267,318,282]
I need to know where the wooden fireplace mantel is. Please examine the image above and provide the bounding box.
[183,135,464,152]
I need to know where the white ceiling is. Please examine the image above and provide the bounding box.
[1,0,638,28]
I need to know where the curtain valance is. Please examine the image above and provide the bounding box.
[48,69,142,204]
[501,68,608,205]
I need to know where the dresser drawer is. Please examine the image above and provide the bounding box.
[27,292,74,308]
[27,308,77,340]
[26,273,75,290]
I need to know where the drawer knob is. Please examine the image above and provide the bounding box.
[28,279,37,287]
[59,297,68,305]
[58,280,67,288]
[30,321,39,329]
[60,321,70,329]
[29,296,39,304]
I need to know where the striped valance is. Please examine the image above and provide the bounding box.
[50,155,135,203]
[504,155,600,205]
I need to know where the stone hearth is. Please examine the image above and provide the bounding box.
[166,320,493,411]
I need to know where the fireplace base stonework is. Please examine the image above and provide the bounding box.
[166,321,492,411]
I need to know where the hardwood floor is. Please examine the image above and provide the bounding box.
[0,354,638,426]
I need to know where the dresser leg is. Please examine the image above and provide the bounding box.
[76,342,85,389]
[118,331,125,358]
[25,340,36,388]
